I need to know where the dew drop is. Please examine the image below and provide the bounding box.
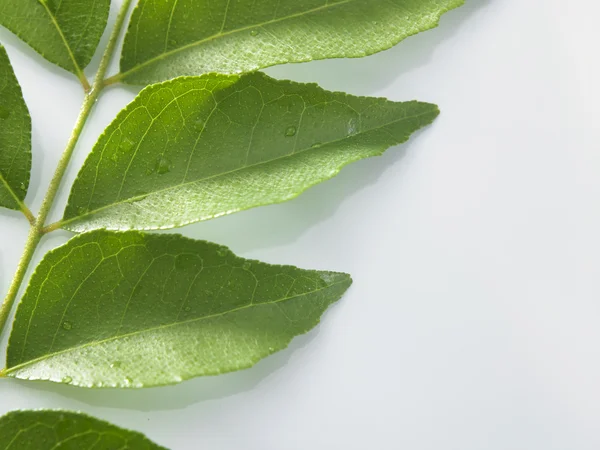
[120,137,135,152]
[169,39,177,46]
[268,347,275,352]
[250,29,260,37]
[62,322,72,330]
[76,207,88,216]
[284,126,297,137]
[193,118,204,133]
[110,361,122,369]
[19,182,26,190]
[242,262,251,270]
[347,118,358,136]
[0,106,10,119]
[311,142,322,148]
[62,376,72,384]
[184,306,191,312]
[124,376,134,385]
[217,248,227,257]
[155,156,171,174]
[128,194,149,204]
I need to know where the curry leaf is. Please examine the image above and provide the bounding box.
[117,0,464,85]
[0,0,111,78]
[0,45,31,212]
[0,410,166,449]
[3,230,351,388]
[61,72,438,232]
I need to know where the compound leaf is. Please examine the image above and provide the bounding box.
[3,230,351,388]
[117,0,464,85]
[0,0,111,78]
[62,72,438,232]
[0,410,166,449]
[0,45,31,212]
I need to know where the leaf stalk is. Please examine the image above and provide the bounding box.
[0,0,133,338]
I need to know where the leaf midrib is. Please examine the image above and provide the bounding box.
[62,108,434,227]
[4,279,347,375]
[0,171,24,210]
[119,0,356,80]
[38,0,84,77]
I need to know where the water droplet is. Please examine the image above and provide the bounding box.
[76,207,88,216]
[311,142,322,148]
[0,106,10,119]
[155,156,171,174]
[250,30,260,37]
[284,126,297,137]
[217,248,227,257]
[347,118,358,136]
[120,137,135,152]
[110,361,122,369]
[320,272,337,284]
[124,376,134,385]
[242,262,251,270]
[193,118,204,133]
[62,322,72,330]
[268,347,275,352]
[169,39,177,46]
[62,376,72,384]
[128,194,148,204]
[19,182,26,190]
[184,306,191,312]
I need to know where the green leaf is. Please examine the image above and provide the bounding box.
[118,0,464,85]
[0,0,111,78]
[0,410,166,449]
[61,72,438,232]
[0,45,31,212]
[3,230,351,388]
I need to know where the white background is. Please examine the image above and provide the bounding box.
[1,0,600,448]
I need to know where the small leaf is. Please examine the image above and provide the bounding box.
[0,45,31,211]
[0,0,110,77]
[62,72,438,232]
[4,230,351,388]
[118,0,464,85]
[0,410,166,449]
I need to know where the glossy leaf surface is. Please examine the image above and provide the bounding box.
[118,0,464,85]
[0,45,31,211]
[4,230,351,388]
[62,72,438,232]
[0,410,166,449]
[0,0,110,76]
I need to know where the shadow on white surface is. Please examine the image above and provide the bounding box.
[178,133,420,255]
[267,0,492,95]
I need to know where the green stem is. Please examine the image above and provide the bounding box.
[0,0,134,338]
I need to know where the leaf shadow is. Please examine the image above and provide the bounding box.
[265,0,491,95]
[177,132,418,255]
[17,330,317,412]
